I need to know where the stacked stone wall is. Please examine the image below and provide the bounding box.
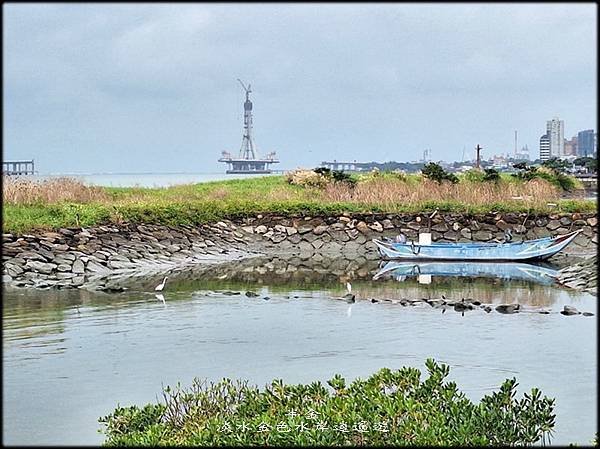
[2,212,597,289]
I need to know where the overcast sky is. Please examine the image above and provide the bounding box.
[3,3,597,174]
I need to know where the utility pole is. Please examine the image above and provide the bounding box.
[514,130,518,159]
[475,144,483,170]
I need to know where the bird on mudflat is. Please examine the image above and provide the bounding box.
[155,276,168,292]
[344,282,355,303]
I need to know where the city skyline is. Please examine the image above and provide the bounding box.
[4,3,597,173]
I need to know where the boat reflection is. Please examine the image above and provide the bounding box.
[373,261,560,285]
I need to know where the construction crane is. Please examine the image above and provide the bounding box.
[237,79,251,101]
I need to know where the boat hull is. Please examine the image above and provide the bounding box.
[372,230,580,261]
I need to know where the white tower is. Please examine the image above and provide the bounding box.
[238,79,257,159]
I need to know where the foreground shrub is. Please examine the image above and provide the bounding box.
[99,359,556,446]
[511,162,579,191]
[285,169,329,188]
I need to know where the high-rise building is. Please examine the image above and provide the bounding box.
[564,136,578,156]
[577,129,595,157]
[539,134,550,161]
[546,117,564,157]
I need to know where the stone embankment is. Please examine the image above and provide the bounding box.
[2,212,597,290]
[557,255,597,294]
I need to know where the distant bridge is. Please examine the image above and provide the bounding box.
[3,160,35,176]
[573,173,597,190]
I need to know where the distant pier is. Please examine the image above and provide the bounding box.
[320,160,373,171]
[3,160,35,176]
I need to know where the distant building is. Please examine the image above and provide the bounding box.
[577,129,595,157]
[515,145,530,160]
[546,117,564,157]
[539,134,550,161]
[564,136,578,156]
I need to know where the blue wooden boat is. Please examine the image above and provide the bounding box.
[372,230,581,261]
[373,261,560,285]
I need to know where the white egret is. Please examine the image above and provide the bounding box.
[343,282,355,303]
[155,276,168,291]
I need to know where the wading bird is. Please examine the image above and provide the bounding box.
[344,282,355,303]
[155,276,168,292]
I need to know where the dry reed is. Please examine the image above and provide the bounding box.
[322,178,561,207]
[2,177,109,205]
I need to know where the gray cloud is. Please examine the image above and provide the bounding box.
[3,3,596,173]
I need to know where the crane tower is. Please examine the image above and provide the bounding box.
[218,79,280,174]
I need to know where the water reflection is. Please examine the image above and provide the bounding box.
[373,261,560,285]
[2,259,596,446]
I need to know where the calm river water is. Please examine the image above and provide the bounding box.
[2,260,597,446]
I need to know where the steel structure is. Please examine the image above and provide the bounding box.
[3,160,35,175]
[218,80,279,174]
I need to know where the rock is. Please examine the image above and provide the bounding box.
[107,260,133,270]
[560,305,581,316]
[368,222,384,232]
[71,259,86,274]
[86,260,109,273]
[285,226,297,236]
[255,225,268,234]
[560,217,572,226]
[513,224,526,234]
[25,260,57,274]
[19,251,47,262]
[443,231,459,241]
[495,220,510,231]
[472,231,493,241]
[382,219,394,229]
[546,220,561,231]
[495,304,520,314]
[582,312,594,316]
[460,228,472,239]
[5,263,24,277]
[311,239,324,249]
[270,233,287,243]
[587,217,597,227]
[452,222,460,231]
[356,221,370,234]
[339,216,351,223]
[431,223,449,232]
[483,306,492,313]
[313,225,328,235]
[297,225,313,234]
[245,291,259,297]
[454,302,474,312]
[56,264,72,272]
[346,229,359,240]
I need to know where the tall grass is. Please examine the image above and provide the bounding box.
[322,177,564,208]
[3,177,108,205]
[1,174,594,234]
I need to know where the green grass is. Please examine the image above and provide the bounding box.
[2,175,595,234]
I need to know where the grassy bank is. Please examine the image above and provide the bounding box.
[2,174,595,234]
[99,359,556,446]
